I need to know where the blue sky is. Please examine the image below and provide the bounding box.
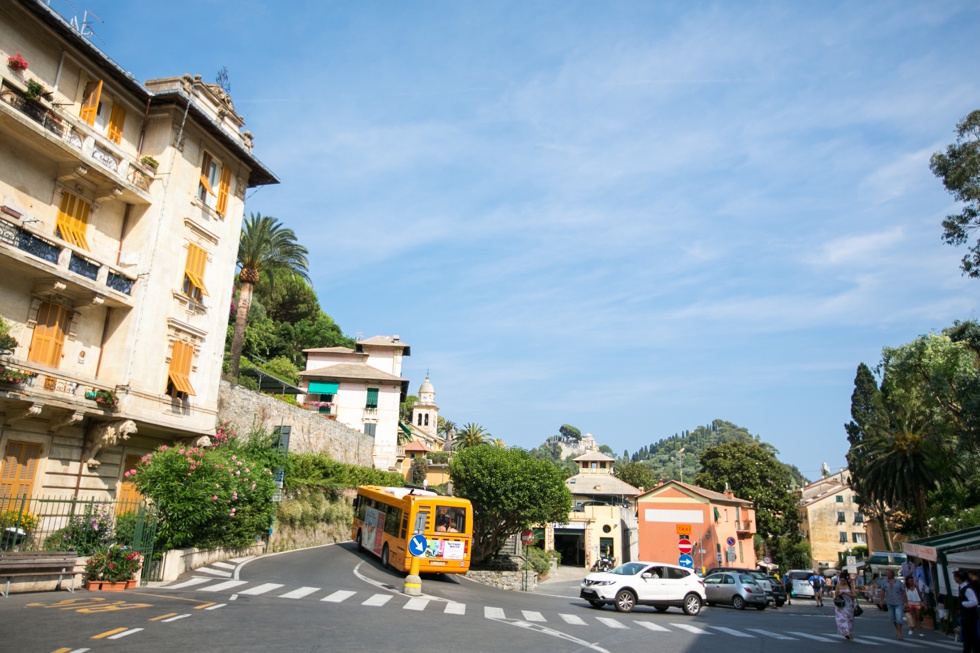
[65,1,979,479]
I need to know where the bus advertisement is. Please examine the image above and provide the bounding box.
[352,485,473,574]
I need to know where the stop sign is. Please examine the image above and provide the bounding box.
[677,538,693,554]
[521,529,535,545]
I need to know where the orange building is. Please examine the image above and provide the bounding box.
[637,481,758,572]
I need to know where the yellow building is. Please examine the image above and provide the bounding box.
[799,470,869,570]
[0,0,276,502]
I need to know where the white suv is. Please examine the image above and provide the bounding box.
[580,561,706,615]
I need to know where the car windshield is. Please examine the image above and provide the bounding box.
[739,574,757,584]
[610,562,649,576]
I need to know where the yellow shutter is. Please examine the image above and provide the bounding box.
[215,166,232,216]
[27,302,69,367]
[183,244,209,297]
[107,103,126,144]
[116,454,143,513]
[167,341,196,396]
[0,441,42,499]
[56,192,91,251]
[79,79,103,126]
[199,153,216,196]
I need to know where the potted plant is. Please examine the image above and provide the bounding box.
[84,545,144,590]
[24,79,52,102]
[7,53,28,71]
[0,366,32,385]
[140,155,159,171]
[94,389,119,411]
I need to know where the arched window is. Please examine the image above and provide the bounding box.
[424,414,429,426]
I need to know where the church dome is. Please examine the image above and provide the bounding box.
[419,376,434,395]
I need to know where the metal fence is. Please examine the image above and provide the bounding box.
[0,494,159,584]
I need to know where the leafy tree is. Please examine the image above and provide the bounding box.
[930,110,980,277]
[437,418,457,438]
[399,395,418,423]
[695,440,805,570]
[449,446,572,564]
[410,457,428,485]
[613,461,656,492]
[454,423,489,450]
[559,424,581,441]
[230,213,309,378]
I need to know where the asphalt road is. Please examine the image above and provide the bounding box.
[0,545,963,653]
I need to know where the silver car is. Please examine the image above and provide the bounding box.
[703,571,769,610]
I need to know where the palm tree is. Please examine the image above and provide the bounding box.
[229,213,309,378]
[453,422,489,450]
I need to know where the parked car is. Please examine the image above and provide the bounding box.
[580,561,706,615]
[704,567,774,605]
[703,571,769,610]
[765,575,786,607]
[788,569,816,598]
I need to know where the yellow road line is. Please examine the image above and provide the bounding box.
[193,602,217,610]
[50,648,72,653]
[92,627,129,639]
[149,612,178,621]
[126,592,210,604]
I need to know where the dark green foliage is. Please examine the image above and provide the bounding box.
[450,446,572,564]
[613,461,656,492]
[559,424,581,441]
[930,110,980,277]
[524,545,551,575]
[411,457,428,485]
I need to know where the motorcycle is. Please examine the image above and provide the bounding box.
[591,555,615,572]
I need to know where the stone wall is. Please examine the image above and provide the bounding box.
[217,381,374,466]
[465,568,538,592]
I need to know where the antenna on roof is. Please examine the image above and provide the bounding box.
[69,9,105,45]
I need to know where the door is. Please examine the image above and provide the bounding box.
[636,564,668,601]
[703,573,724,602]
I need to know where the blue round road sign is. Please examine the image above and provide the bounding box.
[678,554,694,568]
[408,534,428,557]
[726,536,736,547]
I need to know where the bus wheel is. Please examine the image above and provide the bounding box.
[381,543,390,568]
[356,529,364,551]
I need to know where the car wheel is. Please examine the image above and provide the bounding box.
[614,589,637,613]
[683,593,703,616]
[756,604,767,611]
[732,595,746,610]
[654,605,669,613]
[356,529,364,551]
[588,600,603,609]
[381,543,390,568]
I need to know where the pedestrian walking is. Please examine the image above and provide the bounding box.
[835,570,857,640]
[905,575,923,637]
[810,571,824,607]
[953,569,980,653]
[784,574,793,606]
[878,569,908,639]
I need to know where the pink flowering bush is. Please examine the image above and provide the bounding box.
[85,545,143,582]
[130,443,276,550]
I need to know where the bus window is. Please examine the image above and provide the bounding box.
[435,506,466,533]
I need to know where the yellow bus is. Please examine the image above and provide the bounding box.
[352,485,473,574]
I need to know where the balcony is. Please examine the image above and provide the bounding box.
[0,78,153,206]
[0,215,136,308]
[735,519,752,534]
[0,358,119,417]
[304,401,336,417]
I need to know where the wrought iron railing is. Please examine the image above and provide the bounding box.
[17,229,60,263]
[106,270,134,295]
[68,251,100,280]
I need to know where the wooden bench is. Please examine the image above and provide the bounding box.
[0,551,78,597]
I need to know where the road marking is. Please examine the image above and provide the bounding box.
[107,628,143,640]
[322,590,356,603]
[161,614,191,623]
[787,631,837,642]
[211,562,236,570]
[193,603,217,610]
[711,626,754,638]
[635,621,670,632]
[278,586,319,600]
[149,613,178,621]
[485,606,505,619]
[747,628,796,640]
[238,583,284,596]
[362,594,392,607]
[204,604,225,610]
[670,623,712,634]
[862,636,923,648]
[913,641,960,650]
[840,636,882,646]
[522,610,545,622]
[92,628,128,639]
[445,602,465,615]
[198,580,247,593]
[559,613,587,625]
[60,649,90,652]
[403,598,429,611]
[596,617,628,629]
[196,568,232,578]
[164,577,213,590]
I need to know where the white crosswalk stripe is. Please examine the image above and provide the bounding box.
[445,601,466,615]
[558,613,587,625]
[211,561,237,570]
[485,606,505,619]
[164,577,213,589]
[671,623,712,634]
[197,567,232,577]
[521,610,545,622]
[787,631,837,642]
[238,583,284,596]
[403,598,429,611]
[862,636,924,648]
[596,617,628,629]
[845,636,884,646]
[362,594,392,607]
[711,626,754,638]
[322,590,356,602]
[913,640,960,650]
[198,580,248,592]
[278,586,320,599]
[635,621,670,632]
[746,628,796,640]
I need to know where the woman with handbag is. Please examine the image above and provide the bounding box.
[835,570,857,640]
[905,575,924,637]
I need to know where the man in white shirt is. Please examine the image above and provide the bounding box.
[953,569,979,653]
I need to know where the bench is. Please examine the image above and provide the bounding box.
[0,551,78,597]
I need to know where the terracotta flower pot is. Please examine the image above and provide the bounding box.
[126,579,138,589]
[85,579,129,591]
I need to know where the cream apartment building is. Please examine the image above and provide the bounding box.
[0,0,277,501]
[799,470,869,569]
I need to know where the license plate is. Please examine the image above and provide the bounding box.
[429,560,446,566]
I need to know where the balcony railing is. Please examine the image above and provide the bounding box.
[735,519,752,532]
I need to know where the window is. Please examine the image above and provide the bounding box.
[28,302,70,367]
[837,511,846,523]
[365,388,379,409]
[424,414,429,427]
[0,441,41,498]
[166,340,196,398]
[56,192,91,250]
[364,423,377,437]
[117,454,143,509]
[106,103,126,144]
[197,153,232,216]
[738,541,743,562]
[852,532,867,544]
[836,495,844,503]
[182,243,209,301]
[854,513,865,523]
[839,532,847,543]
[79,79,103,126]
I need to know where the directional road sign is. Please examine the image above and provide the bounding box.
[678,554,694,568]
[677,538,693,555]
[408,534,428,557]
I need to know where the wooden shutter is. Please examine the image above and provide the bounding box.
[199,153,216,196]
[116,454,143,512]
[167,341,196,396]
[183,244,209,297]
[79,79,103,126]
[107,103,126,144]
[0,441,42,499]
[27,302,69,367]
[215,166,232,216]
[56,192,91,250]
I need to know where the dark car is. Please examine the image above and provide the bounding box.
[765,575,787,607]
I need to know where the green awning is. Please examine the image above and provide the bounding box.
[713,507,720,521]
[399,422,412,436]
[308,382,339,394]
